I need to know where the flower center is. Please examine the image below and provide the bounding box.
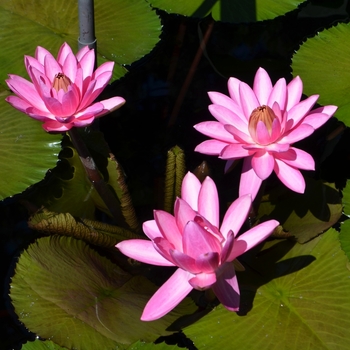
[52,73,71,93]
[248,105,276,136]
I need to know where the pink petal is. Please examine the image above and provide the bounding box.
[153,237,176,262]
[116,239,174,266]
[189,272,217,289]
[76,45,91,62]
[62,52,78,83]
[194,140,230,155]
[72,117,95,127]
[274,158,306,193]
[74,101,104,119]
[141,268,193,321]
[42,120,73,132]
[221,231,235,262]
[255,120,273,145]
[301,106,337,129]
[287,94,319,127]
[198,177,219,227]
[181,172,201,210]
[227,77,242,104]
[174,198,197,233]
[25,55,44,78]
[170,250,202,274]
[267,77,286,111]
[239,82,260,120]
[182,221,221,258]
[251,150,275,180]
[57,43,74,66]
[78,48,96,81]
[212,263,240,311]
[239,157,263,200]
[154,210,182,249]
[35,46,52,65]
[194,121,234,143]
[224,124,253,144]
[142,219,162,240]
[227,220,279,261]
[43,54,62,82]
[208,91,241,117]
[220,194,252,239]
[94,96,126,118]
[5,96,34,116]
[253,67,273,105]
[274,147,315,171]
[279,124,314,144]
[6,75,48,112]
[286,76,303,111]
[196,252,220,273]
[209,105,247,131]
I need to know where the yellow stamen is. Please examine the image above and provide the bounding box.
[52,73,71,93]
[248,105,276,135]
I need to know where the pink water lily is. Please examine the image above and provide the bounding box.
[116,172,278,321]
[6,42,125,132]
[194,67,337,199]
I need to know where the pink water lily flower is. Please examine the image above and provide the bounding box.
[116,172,278,321]
[194,67,337,199]
[6,42,125,132]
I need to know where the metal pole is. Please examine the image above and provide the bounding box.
[78,0,97,55]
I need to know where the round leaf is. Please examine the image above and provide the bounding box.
[184,229,350,348]
[292,23,350,125]
[10,236,195,349]
[148,0,305,22]
[0,95,61,200]
[0,0,161,85]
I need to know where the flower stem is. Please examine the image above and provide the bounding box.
[68,127,123,223]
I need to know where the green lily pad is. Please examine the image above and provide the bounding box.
[292,23,350,125]
[339,218,350,262]
[148,0,305,22]
[127,341,182,349]
[0,0,161,85]
[10,236,196,349]
[22,339,69,350]
[258,178,342,243]
[0,95,61,200]
[184,229,350,348]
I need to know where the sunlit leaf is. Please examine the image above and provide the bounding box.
[0,0,161,85]
[148,0,305,22]
[184,229,350,348]
[258,178,342,243]
[11,236,196,349]
[292,23,350,125]
[127,340,182,349]
[22,339,68,350]
[0,95,61,200]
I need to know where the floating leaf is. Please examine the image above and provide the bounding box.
[0,0,161,86]
[258,178,342,243]
[292,23,350,125]
[11,236,196,349]
[148,0,305,22]
[22,339,68,350]
[339,219,350,262]
[127,340,182,349]
[184,229,350,348]
[28,209,141,247]
[0,95,61,200]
